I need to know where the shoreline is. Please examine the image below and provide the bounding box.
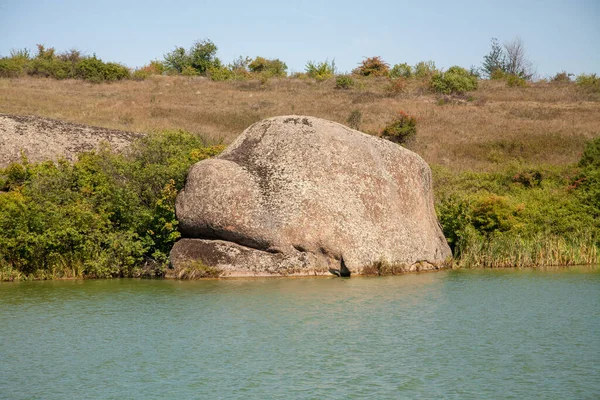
[2,263,598,283]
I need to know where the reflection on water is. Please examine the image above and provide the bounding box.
[1,267,599,399]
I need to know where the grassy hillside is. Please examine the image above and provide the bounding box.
[1,76,598,172]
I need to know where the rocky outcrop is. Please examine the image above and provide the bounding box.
[170,115,451,277]
[0,113,141,168]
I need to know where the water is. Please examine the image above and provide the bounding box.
[1,268,599,399]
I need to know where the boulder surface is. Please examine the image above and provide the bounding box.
[171,115,451,276]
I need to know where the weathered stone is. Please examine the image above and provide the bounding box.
[171,115,451,276]
[0,113,141,168]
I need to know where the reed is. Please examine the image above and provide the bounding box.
[456,233,598,268]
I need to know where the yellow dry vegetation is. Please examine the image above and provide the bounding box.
[1,76,598,171]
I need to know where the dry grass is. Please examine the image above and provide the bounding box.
[1,76,598,171]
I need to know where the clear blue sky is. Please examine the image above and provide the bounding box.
[1,0,598,78]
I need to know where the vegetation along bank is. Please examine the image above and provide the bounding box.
[0,38,599,280]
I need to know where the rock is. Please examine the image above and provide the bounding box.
[0,113,142,168]
[171,115,451,277]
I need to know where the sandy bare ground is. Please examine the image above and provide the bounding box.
[0,113,143,168]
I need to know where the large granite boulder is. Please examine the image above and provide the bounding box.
[170,116,451,276]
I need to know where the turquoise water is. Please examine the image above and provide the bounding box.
[1,268,599,399]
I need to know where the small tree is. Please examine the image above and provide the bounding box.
[482,38,505,78]
[248,56,288,77]
[481,36,534,80]
[414,60,437,78]
[163,47,189,73]
[390,63,413,79]
[381,111,417,145]
[163,39,219,75]
[188,39,218,75]
[354,56,390,77]
[503,37,534,80]
[305,59,336,81]
[430,66,478,94]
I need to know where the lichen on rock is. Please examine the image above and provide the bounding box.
[170,115,451,277]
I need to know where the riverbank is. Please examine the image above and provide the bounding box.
[1,129,598,281]
[1,76,598,281]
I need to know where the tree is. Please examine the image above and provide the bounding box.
[188,39,218,75]
[481,37,535,80]
[482,38,505,78]
[163,39,219,75]
[163,47,189,73]
[503,37,534,80]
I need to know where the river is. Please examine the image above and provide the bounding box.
[1,268,599,399]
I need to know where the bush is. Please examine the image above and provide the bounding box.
[135,60,165,79]
[0,45,133,82]
[506,74,527,87]
[380,111,417,144]
[28,58,73,79]
[576,73,600,92]
[414,60,437,78]
[0,130,224,279]
[248,56,287,77]
[434,163,600,266]
[430,66,478,94]
[335,74,354,89]
[181,65,199,76]
[305,59,335,81]
[551,71,572,83]
[390,63,412,79]
[208,64,234,81]
[385,78,407,96]
[0,57,28,78]
[346,109,362,130]
[576,137,600,220]
[579,136,600,169]
[75,57,130,82]
[353,56,390,77]
[163,39,219,76]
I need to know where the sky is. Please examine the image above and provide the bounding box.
[0,0,599,78]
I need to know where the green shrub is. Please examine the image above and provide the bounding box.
[335,74,354,89]
[576,73,600,92]
[430,66,478,94]
[346,109,362,130]
[551,71,572,83]
[381,111,417,144]
[248,56,287,77]
[74,57,130,82]
[163,39,219,76]
[0,130,224,280]
[132,69,150,81]
[305,59,336,81]
[506,74,527,87]
[135,60,165,79]
[434,163,600,266]
[490,68,506,80]
[353,56,390,77]
[390,63,412,79]
[180,65,198,76]
[576,137,600,217]
[208,64,234,81]
[579,136,600,169]
[28,58,74,79]
[414,60,437,78]
[0,57,28,78]
[0,45,132,82]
